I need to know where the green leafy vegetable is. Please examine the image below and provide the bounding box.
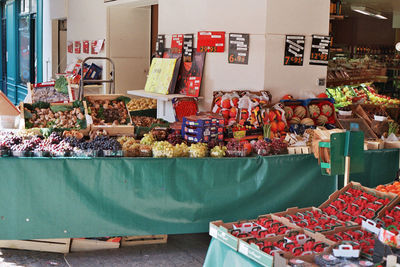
[55,76,69,94]
[116,96,131,105]
[50,105,73,113]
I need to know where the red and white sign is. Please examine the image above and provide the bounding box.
[83,40,90,54]
[67,41,73,53]
[74,41,81,54]
[91,39,104,55]
[197,31,225,53]
[171,34,184,54]
[186,76,201,97]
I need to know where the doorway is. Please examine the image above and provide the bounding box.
[51,19,66,77]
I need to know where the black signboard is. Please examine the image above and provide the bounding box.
[310,35,331,66]
[284,35,305,66]
[156,35,165,57]
[228,33,249,65]
[183,34,194,62]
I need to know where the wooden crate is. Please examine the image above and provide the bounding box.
[85,94,135,136]
[121,235,168,247]
[70,238,120,252]
[287,146,311,155]
[0,239,71,253]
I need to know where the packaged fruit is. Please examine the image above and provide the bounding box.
[189,143,208,158]
[210,145,227,158]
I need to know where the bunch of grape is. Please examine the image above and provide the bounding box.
[167,132,184,146]
[270,139,288,155]
[77,136,121,151]
[173,143,189,157]
[189,143,208,158]
[253,140,271,156]
[0,133,22,149]
[47,132,62,144]
[207,139,224,150]
[140,133,155,145]
[11,139,38,152]
[226,140,245,157]
[210,146,227,158]
[64,136,84,148]
[152,141,174,158]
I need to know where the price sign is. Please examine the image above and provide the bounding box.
[156,35,165,57]
[183,34,194,62]
[74,41,81,54]
[228,33,249,65]
[284,35,305,66]
[171,34,184,54]
[197,31,225,53]
[310,35,331,66]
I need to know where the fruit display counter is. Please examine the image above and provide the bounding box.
[0,149,397,240]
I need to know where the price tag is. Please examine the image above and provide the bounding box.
[284,35,305,66]
[310,35,331,66]
[197,31,225,53]
[156,35,165,57]
[228,33,249,65]
[74,41,81,54]
[171,34,184,54]
[186,76,201,97]
[183,34,194,62]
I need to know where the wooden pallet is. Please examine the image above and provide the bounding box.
[121,235,168,247]
[0,239,71,253]
[70,238,120,252]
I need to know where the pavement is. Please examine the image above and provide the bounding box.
[0,234,211,267]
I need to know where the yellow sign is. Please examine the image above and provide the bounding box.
[144,58,177,95]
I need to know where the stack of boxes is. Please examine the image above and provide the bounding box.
[181,115,225,143]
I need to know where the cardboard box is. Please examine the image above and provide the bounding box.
[366,139,384,150]
[319,182,398,221]
[209,215,301,252]
[287,146,311,155]
[384,141,400,149]
[237,228,334,267]
[0,91,20,116]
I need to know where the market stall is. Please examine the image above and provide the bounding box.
[0,150,397,240]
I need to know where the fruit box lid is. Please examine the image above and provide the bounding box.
[0,92,20,116]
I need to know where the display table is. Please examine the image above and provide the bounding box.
[127,90,203,122]
[0,150,397,240]
[204,238,261,267]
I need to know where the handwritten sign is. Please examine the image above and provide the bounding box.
[284,35,305,66]
[156,35,165,57]
[197,31,225,53]
[183,34,194,62]
[171,34,184,54]
[228,33,249,65]
[310,35,331,66]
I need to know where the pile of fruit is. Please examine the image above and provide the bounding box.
[376,182,400,196]
[375,204,400,231]
[325,229,375,256]
[327,84,400,108]
[230,217,293,239]
[247,232,329,257]
[88,99,130,125]
[24,103,86,130]
[277,209,346,232]
[127,98,157,111]
[321,186,391,224]
[131,116,164,127]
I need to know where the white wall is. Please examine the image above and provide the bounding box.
[42,0,68,82]
[264,0,330,101]
[158,0,268,110]
[158,0,329,109]
[67,0,108,94]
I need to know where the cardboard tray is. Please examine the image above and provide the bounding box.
[70,238,120,252]
[319,182,398,221]
[85,94,135,136]
[273,207,356,232]
[19,102,90,135]
[0,238,71,253]
[237,228,335,267]
[209,214,302,251]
